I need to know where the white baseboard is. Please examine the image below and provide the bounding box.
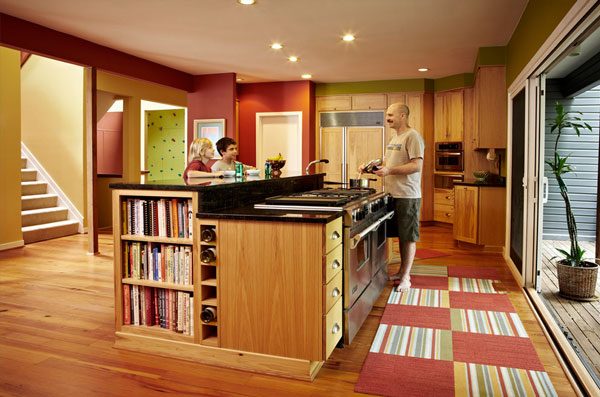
[21,142,84,232]
[0,240,25,251]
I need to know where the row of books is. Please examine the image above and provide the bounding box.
[124,242,192,285]
[123,285,193,335]
[123,198,193,238]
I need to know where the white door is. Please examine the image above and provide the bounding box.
[256,112,302,176]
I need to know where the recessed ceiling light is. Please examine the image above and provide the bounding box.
[342,34,355,42]
[236,77,244,82]
[418,68,429,72]
[270,43,283,50]
[301,74,312,79]
[237,0,255,5]
[288,56,299,62]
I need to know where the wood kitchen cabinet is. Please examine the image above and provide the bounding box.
[433,188,454,223]
[352,94,387,110]
[453,185,506,246]
[473,66,506,149]
[316,95,352,111]
[434,89,463,143]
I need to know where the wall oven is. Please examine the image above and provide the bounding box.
[435,142,463,172]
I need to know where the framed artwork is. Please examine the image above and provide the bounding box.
[194,118,225,159]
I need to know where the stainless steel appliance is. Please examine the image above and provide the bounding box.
[434,173,464,189]
[255,188,393,345]
[435,142,463,172]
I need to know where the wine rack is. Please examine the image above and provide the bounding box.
[198,220,219,346]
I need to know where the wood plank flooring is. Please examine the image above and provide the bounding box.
[540,239,600,383]
[0,226,578,396]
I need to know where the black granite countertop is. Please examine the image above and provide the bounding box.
[197,205,342,223]
[454,178,506,187]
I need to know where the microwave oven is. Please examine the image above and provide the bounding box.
[435,142,463,172]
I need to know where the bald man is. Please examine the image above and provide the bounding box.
[374,103,424,292]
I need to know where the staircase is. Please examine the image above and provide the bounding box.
[21,156,79,243]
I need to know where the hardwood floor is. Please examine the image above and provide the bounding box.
[0,225,577,396]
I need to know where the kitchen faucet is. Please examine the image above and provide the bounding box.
[305,159,329,175]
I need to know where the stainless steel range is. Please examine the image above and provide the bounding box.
[255,188,393,345]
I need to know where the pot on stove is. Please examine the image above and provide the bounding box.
[349,178,377,189]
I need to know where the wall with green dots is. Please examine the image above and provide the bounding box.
[146,109,186,180]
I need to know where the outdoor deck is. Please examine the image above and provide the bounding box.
[540,239,600,383]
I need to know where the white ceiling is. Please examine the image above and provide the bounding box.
[0,0,528,83]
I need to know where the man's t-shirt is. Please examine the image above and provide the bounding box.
[384,129,424,198]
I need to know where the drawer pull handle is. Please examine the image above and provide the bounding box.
[332,323,341,334]
[445,196,451,200]
[331,231,340,240]
[332,287,341,298]
[446,213,451,217]
[331,259,341,269]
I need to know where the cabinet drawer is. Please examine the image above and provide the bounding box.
[325,217,342,254]
[434,189,454,206]
[434,203,454,223]
[324,298,343,360]
[324,243,343,283]
[323,270,342,313]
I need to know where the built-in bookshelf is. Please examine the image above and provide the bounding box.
[197,219,219,347]
[113,189,198,344]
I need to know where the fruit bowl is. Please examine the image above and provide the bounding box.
[473,170,490,182]
[266,159,286,176]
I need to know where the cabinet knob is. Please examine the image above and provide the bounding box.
[331,259,341,269]
[445,196,451,200]
[332,323,341,334]
[446,213,451,217]
[332,287,341,298]
[331,231,340,240]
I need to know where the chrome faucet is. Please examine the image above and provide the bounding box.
[305,159,329,175]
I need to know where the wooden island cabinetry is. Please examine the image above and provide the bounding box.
[453,184,506,246]
[110,175,345,381]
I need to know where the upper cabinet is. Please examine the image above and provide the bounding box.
[316,95,352,111]
[352,94,387,110]
[434,89,463,143]
[473,66,506,149]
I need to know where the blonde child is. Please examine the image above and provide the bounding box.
[183,138,222,179]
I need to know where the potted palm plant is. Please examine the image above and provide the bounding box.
[547,102,597,300]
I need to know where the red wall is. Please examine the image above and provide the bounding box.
[187,73,237,145]
[237,81,315,167]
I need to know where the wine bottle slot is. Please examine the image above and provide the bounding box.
[201,227,216,242]
[200,247,216,263]
[201,307,217,323]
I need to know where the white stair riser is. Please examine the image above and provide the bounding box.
[22,209,69,227]
[21,169,37,182]
[22,195,58,211]
[23,222,79,244]
[22,183,47,196]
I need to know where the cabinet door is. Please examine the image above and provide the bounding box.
[453,185,478,243]
[316,96,352,111]
[475,67,506,149]
[434,92,447,142]
[446,90,464,142]
[352,94,386,110]
[406,93,424,135]
[347,127,384,190]
[321,127,344,182]
[387,93,406,107]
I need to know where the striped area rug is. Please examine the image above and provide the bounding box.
[355,266,557,396]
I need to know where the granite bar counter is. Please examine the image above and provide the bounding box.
[454,178,506,187]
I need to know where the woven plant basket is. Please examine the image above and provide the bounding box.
[557,261,599,301]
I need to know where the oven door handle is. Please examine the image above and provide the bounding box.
[350,211,395,249]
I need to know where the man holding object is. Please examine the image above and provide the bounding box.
[371,103,424,292]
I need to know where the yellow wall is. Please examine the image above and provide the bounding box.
[21,55,85,214]
[96,71,187,228]
[0,47,23,249]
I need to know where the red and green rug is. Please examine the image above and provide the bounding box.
[355,265,558,396]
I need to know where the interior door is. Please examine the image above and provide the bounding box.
[346,127,384,190]
[321,127,344,182]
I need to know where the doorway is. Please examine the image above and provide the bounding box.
[255,112,302,175]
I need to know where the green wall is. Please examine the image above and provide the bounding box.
[146,109,186,181]
[506,0,576,86]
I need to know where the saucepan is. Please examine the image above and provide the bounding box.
[349,177,377,189]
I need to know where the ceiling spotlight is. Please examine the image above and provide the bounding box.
[301,74,312,79]
[270,42,283,50]
[418,68,429,72]
[288,56,299,62]
[236,77,244,82]
[342,34,355,42]
[237,0,255,5]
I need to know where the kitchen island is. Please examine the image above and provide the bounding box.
[109,174,358,380]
